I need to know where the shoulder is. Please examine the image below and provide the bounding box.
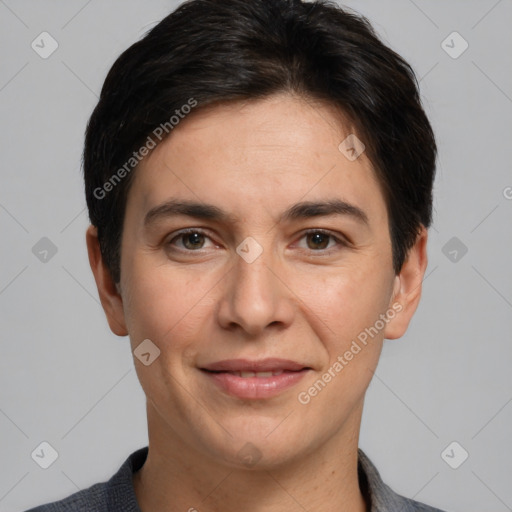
[24,447,148,512]
[24,481,110,512]
[358,449,450,512]
[395,495,448,512]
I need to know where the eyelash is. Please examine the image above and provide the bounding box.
[166,228,348,255]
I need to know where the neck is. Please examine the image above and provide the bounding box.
[133,402,368,512]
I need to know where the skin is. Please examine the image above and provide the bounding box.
[86,92,428,512]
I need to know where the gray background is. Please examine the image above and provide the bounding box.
[1,1,511,511]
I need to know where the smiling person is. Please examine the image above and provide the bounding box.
[27,0,447,511]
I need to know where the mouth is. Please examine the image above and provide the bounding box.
[199,358,312,399]
[204,369,291,377]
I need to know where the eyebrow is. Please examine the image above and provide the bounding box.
[143,198,370,228]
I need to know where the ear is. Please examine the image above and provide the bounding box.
[384,226,428,340]
[86,225,128,336]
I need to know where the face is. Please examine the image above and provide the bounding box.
[88,92,427,470]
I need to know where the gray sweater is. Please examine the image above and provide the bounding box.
[25,447,448,511]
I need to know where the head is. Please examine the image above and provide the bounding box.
[85,0,436,469]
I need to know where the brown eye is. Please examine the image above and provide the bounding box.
[296,229,347,254]
[168,229,214,251]
[306,231,331,250]
[181,232,205,250]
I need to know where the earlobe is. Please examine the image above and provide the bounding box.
[384,226,429,340]
[85,225,129,336]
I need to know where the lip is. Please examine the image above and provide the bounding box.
[200,358,308,372]
[200,358,311,399]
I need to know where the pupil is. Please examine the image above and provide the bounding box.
[309,233,328,249]
[186,233,203,248]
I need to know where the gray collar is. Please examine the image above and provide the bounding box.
[357,448,446,511]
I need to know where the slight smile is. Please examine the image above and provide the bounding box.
[200,358,313,399]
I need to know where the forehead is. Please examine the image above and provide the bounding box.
[127,93,387,229]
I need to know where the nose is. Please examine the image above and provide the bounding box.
[216,242,295,337]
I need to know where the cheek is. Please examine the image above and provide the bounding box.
[294,269,388,413]
[296,261,391,342]
[122,261,214,401]
[123,256,217,353]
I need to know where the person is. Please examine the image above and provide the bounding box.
[27,0,447,510]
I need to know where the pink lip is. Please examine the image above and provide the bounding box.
[200,358,311,399]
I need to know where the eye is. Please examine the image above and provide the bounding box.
[296,229,347,253]
[166,228,348,254]
[167,229,216,251]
